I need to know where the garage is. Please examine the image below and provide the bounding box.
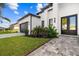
[20,22,28,33]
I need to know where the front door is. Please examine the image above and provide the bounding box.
[61,14,77,35]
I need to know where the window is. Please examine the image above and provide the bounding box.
[49,19,53,25]
[41,21,44,27]
[54,18,56,23]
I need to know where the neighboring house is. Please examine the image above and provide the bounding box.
[0,27,5,31]
[9,23,19,32]
[17,13,40,34]
[13,3,79,35]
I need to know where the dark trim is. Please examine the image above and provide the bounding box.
[18,13,40,22]
[61,14,77,35]
[48,8,53,12]
[41,3,53,11]
[41,20,44,27]
[37,11,44,15]
[49,19,53,25]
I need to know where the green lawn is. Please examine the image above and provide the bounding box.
[0,36,49,56]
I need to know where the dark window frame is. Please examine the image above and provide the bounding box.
[61,14,77,35]
[49,19,53,25]
[41,21,44,27]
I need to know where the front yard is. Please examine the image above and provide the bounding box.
[0,36,49,56]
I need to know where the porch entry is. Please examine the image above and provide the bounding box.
[20,22,28,33]
[61,14,77,35]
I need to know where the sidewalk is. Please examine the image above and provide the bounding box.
[0,33,25,39]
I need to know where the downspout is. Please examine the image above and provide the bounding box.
[30,15,32,35]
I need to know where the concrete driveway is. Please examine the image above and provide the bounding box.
[28,35,79,56]
[0,33,25,38]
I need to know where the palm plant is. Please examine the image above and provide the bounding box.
[0,3,11,22]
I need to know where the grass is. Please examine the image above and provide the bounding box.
[0,30,17,34]
[0,36,49,56]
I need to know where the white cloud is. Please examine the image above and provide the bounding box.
[30,6,33,9]
[7,3,19,10]
[24,11,28,14]
[7,3,19,15]
[14,11,19,15]
[37,3,43,12]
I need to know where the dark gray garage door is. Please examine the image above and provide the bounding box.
[20,22,28,33]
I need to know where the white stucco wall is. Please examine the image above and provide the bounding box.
[52,3,60,35]
[18,16,31,34]
[47,7,53,26]
[58,3,79,35]
[18,15,41,35]
[32,16,41,30]
[37,4,59,34]
[38,11,48,27]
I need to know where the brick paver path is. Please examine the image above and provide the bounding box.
[28,35,79,56]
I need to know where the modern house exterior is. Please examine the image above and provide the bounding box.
[37,3,79,35]
[12,3,79,35]
[17,14,40,34]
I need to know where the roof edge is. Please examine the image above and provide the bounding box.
[18,13,40,22]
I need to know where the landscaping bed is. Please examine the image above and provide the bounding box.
[0,36,49,56]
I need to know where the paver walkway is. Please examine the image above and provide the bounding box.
[28,35,79,56]
[0,33,24,38]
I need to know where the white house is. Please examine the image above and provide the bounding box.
[16,3,79,35]
[17,13,41,34]
[37,3,79,35]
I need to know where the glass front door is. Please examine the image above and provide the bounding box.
[61,14,77,35]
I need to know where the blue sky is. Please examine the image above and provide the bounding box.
[1,3,47,28]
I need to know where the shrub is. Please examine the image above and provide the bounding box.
[31,26,48,37]
[48,25,58,38]
[31,25,58,38]
[24,29,29,36]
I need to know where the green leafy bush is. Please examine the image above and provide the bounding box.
[31,25,58,38]
[48,25,58,38]
[24,29,29,36]
[31,26,48,37]
[26,25,58,38]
